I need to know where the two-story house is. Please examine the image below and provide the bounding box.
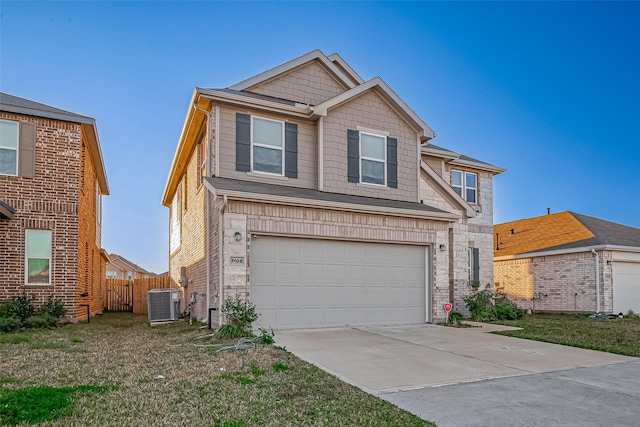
[0,93,109,320]
[106,253,155,280]
[162,50,504,328]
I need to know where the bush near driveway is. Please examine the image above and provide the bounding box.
[493,313,640,357]
[0,312,435,426]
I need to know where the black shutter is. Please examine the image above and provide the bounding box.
[473,248,480,284]
[347,129,359,183]
[387,137,397,188]
[284,122,298,178]
[235,113,251,172]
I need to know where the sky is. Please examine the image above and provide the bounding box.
[1,1,639,274]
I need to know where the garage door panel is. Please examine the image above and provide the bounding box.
[251,237,427,329]
[613,262,640,314]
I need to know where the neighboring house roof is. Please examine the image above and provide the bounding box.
[0,92,110,195]
[494,211,640,258]
[107,253,154,276]
[422,143,506,174]
[204,177,460,221]
[0,200,15,219]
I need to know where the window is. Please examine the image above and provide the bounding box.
[251,116,284,175]
[0,120,19,176]
[452,170,477,204]
[25,230,52,285]
[170,187,181,253]
[360,132,386,185]
[106,271,117,279]
[127,271,133,280]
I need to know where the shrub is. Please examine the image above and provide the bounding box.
[258,327,275,345]
[215,324,247,339]
[220,296,258,335]
[448,311,464,326]
[493,301,524,320]
[464,285,495,321]
[0,317,21,333]
[0,296,35,323]
[39,296,66,319]
[23,315,57,330]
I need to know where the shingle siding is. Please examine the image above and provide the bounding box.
[247,60,348,106]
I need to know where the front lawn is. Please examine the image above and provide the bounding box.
[493,313,640,357]
[0,312,434,426]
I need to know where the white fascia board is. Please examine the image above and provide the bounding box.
[162,89,199,206]
[494,245,622,261]
[327,53,365,84]
[205,185,460,222]
[421,145,461,160]
[81,122,110,195]
[198,89,312,118]
[312,77,436,139]
[420,160,476,218]
[449,158,507,174]
[229,50,356,91]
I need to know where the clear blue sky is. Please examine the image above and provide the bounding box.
[2,1,639,274]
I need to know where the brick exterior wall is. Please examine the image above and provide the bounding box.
[0,112,104,320]
[494,250,613,312]
[169,138,206,319]
[248,60,348,105]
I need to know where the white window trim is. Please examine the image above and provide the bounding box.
[250,115,285,177]
[359,131,387,187]
[452,169,478,204]
[25,229,52,286]
[0,119,19,177]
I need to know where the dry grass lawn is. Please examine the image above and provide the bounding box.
[0,312,434,426]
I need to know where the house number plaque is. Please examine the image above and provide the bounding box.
[230,257,245,266]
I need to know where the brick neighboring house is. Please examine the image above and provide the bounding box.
[162,50,504,328]
[494,211,640,314]
[106,253,155,279]
[0,93,109,320]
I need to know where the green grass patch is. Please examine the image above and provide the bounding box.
[0,333,30,345]
[0,385,113,426]
[494,313,640,357]
[272,362,290,372]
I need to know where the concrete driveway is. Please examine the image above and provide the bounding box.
[275,324,640,426]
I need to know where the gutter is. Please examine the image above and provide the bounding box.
[494,244,640,261]
[218,194,228,327]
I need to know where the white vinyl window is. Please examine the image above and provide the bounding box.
[452,170,477,204]
[0,120,19,176]
[25,230,52,285]
[360,132,386,185]
[106,271,117,279]
[251,116,284,175]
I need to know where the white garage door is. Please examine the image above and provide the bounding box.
[613,261,640,314]
[250,236,427,329]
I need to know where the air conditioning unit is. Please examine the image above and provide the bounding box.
[148,289,180,322]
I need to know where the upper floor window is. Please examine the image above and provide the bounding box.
[360,132,386,185]
[252,116,284,175]
[452,170,477,204]
[236,113,298,178]
[106,271,117,279]
[25,229,52,285]
[0,120,19,176]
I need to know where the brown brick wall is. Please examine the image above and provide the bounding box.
[0,112,103,319]
[169,136,206,318]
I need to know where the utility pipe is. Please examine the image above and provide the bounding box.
[192,101,213,322]
[219,194,228,326]
[592,249,601,313]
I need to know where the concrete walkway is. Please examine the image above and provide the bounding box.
[275,324,640,426]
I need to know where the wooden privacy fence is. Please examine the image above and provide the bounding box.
[105,277,173,314]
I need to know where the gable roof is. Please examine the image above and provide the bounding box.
[107,253,154,275]
[205,176,460,221]
[494,211,640,257]
[422,143,506,174]
[229,50,356,92]
[420,160,476,218]
[0,92,110,195]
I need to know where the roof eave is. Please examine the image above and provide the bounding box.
[494,244,640,260]
[197,88,312,118]
[204,181,460,222]
[449,158,506,174]
[81,122,110,195]
[420,160,476,218]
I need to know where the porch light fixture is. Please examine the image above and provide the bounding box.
[439,244,446,252]
[234,232,242,242]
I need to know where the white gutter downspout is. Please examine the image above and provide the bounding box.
[193,102,213,321]
[318,116,324,191]
[592,249,601,313]
[219,194,228,326]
